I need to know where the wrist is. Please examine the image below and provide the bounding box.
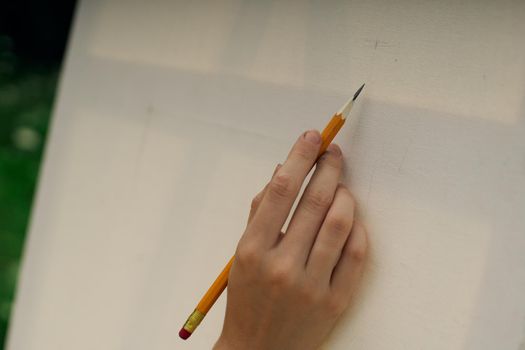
[213,333,255,350]
[213,335,237,350]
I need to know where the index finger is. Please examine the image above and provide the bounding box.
[248,130,321,248]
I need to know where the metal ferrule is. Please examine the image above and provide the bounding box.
[183,309,206,333]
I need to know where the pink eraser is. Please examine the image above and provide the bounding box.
[179,328,192,340]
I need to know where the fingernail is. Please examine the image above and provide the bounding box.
[327,144,342,156]
[304,130,321,144]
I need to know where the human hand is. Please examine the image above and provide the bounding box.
[214,130,368,350]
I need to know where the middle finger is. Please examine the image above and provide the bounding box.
[279,144,343,263]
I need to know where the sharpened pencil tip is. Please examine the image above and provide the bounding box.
[338,83,365,119]
[352,83,365,101]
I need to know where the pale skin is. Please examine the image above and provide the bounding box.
[214,130,368,350]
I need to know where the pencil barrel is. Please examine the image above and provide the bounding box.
[197,256,234,313]
[319,114,345,156]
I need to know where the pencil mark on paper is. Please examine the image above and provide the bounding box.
[365,39,396,50]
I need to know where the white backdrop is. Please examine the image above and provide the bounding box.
[7,0,525,349]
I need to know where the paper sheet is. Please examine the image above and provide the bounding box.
[8,0,525,349]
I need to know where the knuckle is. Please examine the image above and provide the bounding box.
[304,189,333,211]
[236,242,261,266]
[294,142,317,162]
[250,194,262,211]
[337,185,356,207]
[267,267,290,286]
[314,245,333,261]
[268,173,297,201]
[326,295,348,316]
[348,222,368,262]
[326,215,351,235]
[349,241,367,262]
[265,259,295,287]
[298,283,322,305]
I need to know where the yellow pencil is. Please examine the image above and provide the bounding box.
[179,84,365,340]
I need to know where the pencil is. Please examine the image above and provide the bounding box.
[179,83,365,340]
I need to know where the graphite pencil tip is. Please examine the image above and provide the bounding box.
[352,83,365,101]
[338,83,365,119]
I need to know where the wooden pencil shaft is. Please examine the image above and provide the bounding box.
[196,256,234,313]
[319,114,345,156]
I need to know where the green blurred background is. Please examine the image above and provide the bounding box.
[0,1,76,348]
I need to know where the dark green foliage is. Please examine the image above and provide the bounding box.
[0,2,75,347]
[0,35,58,347]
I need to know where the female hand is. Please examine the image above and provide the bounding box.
[214,130,368,350]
